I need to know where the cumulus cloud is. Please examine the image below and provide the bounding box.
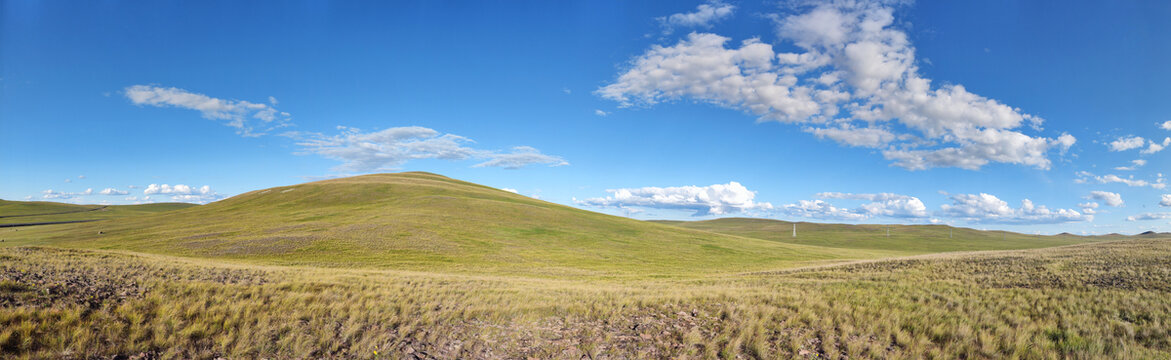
[1162,121,1171,131]
[1127,212,1171,221]
[577,181,772,216]
[939,193,1089,224]
[296,126,567,172]
[594,109,609,117]
[1109,136,1146,151]
[1086,191,1123,207]
[599,1,1074,171]
[125,85,291,137]
[782,199,868,220]
[144,184,222,204]
[813,192,928,218]
[1078,202,1099,215]
[1142,137,1170,154]
[1075,171,1166,189]
[1161,194,1171,207]
[658,0,735,35]
[99,188,129,196]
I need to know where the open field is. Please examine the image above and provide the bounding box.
[653,217,1113,255]
[2,173,893,277]
[2,173,1167,359]
[3,239,1169,359]
[0,202,196,226]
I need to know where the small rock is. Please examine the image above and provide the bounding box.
[799,349,812,356]
[405,346,414,354]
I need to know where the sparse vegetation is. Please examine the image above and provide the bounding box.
[3,239,1169,359]
[2,173,1167,359]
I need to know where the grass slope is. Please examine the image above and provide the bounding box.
[654,217,1103,255]
[2,173,874,276]
[0,201,197,225]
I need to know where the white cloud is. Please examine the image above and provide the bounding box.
[1161,194,1171,207]
[1078,202,1099,215]
[124,85,291,137]
[658,0,735,35]
[1109,136,1146,151]
[143,184,222,204]
[782,199,868,220]
[600,1,1073,171]
[577,181,772,216]
[99,188,129,196]
[296,126,567,172]
[473,146,569,169]
[1162,121,1171,131]
[40,188,93,200]
[1115,159,1146,171]
[1086,191,1123,207]
[594,109,609,117]
[1141,137,1170,154]
[939,193,1089,224]
[77,175,85,179]
[144,184,211,195]
[1127,212,1171,221]
[814,192,928,218]
[1075,171,1166,189]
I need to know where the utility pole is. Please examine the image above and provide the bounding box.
[792,223,796,238]
[886,226,890,238]
[949,229,953,239]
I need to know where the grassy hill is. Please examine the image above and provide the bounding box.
[2,172,877,276]
[653,217,1102,255]
[0,201,197,225]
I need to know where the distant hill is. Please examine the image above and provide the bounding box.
[652,217,1103,254]
[4,172,864,276]
[0,200,196,225]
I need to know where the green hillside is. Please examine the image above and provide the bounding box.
[0,201,197,225]
[0,199,100,217]
[653,217,1102,254]
[2,173,876,276]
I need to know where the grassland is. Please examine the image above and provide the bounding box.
[3,239,1169,359]
[0,201,196,226]
[653,217,1107,254]
[1,173,891,277]
[1,172,1166,359]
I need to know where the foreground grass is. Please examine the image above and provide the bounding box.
[3,239,1169,359]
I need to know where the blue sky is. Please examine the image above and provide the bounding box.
[2,0,1169,234]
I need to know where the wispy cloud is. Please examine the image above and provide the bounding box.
[1127,212,1171,221]
[296,126,567,172]
[1075,171,1166,189]
[600,1,1074,171]
[577,181,772,216]
[99,188,129,196]
[125,85,291,137]
[657,0,735,35]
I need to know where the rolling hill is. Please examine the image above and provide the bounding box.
[0,200,197,225]
[653,217,1100,254]
[3,172,879,276]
